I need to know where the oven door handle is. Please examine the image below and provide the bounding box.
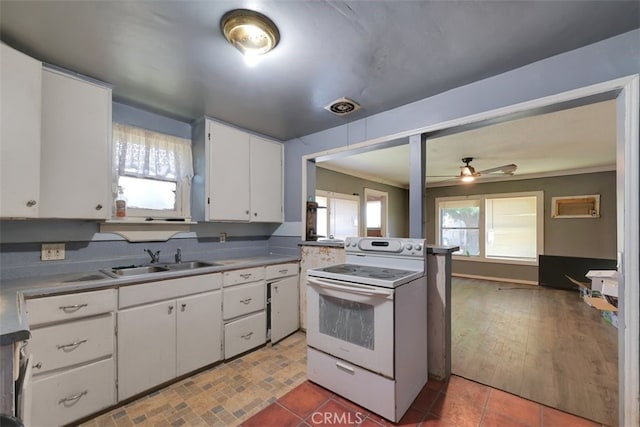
[308,277,394,299]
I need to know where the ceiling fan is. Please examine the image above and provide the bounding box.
[429,157,518,183]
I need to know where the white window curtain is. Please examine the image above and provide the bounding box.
[113,123,193,184]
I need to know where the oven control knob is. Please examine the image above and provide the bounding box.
[415,244,422,251]
[405,244,413,250]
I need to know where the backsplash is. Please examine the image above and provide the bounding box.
[0,237,274,280]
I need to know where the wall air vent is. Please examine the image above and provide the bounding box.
[324,97,361,116]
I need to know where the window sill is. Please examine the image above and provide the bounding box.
[100,219,196,242]
[452,255,538,267]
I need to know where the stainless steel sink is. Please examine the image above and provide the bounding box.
[163,261,219,271]
[106,265,169,276]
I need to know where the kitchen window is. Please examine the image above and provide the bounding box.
[436,191,543,264]
[113,123,193,219]
[316,191,360,240]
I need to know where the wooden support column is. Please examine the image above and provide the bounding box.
[409,133,427,238]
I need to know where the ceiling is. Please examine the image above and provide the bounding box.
[317,99,618,188]
[1,1,638,143]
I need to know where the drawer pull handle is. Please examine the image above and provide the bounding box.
[240,298,252,304]
[33,362,42,370]
[278,269,288,274]
[168,305,174,314]
[57,339,87,351]
[58,304,88,313]
[26,200,37,207]
[59,390,88,406]
[336,361,355,374]
[181,303,187,312]
[241,332,253,340]
[240,273,252,279]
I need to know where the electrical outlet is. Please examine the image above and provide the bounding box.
[41,243,65,261]
[219,232,227,243]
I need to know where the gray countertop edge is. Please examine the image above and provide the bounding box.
[298,240,345,248]
[427,245,460,254]
[0,254,299,346]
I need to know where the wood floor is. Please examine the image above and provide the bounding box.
[451,277,618,426]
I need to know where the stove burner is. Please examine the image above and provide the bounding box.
[323,265,359,274]
[369,273,395,279]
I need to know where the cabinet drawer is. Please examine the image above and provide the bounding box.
[26,289,116,326]
[223,267,264,287]
[31,357,115,427]
[223,281,265,320]
[224,311,266,359]
[266,263,298,280]
[29,314,114,374]
[119,273,221,308]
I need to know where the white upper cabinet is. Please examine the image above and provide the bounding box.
[250,135,283,222]
[39,68,112,219]
[192,118,283,223]
[0,44,42,218]
[208,120,251,221]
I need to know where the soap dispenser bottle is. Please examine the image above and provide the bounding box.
[115,186,127,218]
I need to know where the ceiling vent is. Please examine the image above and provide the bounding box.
[324,97,361,116]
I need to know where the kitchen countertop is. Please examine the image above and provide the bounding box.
[298,240,345,248]
[427,245,460,254]
[0,254,299,346]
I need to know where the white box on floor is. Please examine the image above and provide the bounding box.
[586,270,618,297]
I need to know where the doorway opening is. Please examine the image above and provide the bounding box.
[364,188,388,237]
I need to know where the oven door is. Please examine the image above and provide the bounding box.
[307,276,394,378]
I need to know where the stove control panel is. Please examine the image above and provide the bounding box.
[345,237,425,257]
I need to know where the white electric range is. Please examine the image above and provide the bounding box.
[306,237,428,422]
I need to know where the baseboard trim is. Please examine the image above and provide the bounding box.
[453,273,538,286]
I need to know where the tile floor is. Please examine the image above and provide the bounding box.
[243,376,605,427]
[83,330,606,427]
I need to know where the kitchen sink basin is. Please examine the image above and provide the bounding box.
[163,261,220,271]
[106,265,169,276]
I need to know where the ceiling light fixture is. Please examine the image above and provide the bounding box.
[459,157,476,183]
[221,9,280,62]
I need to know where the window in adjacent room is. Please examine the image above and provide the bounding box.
[316,191,360,240]
[364,188,388,237]
[112,123,193,219]
[436,191,543,264]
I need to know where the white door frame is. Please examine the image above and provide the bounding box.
[301,73,639,425]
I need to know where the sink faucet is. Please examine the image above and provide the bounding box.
[145,249,161,264]
[175,248,182,264]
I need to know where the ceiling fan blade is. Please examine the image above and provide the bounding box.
[476,163,517,175]
[426,175,458,178]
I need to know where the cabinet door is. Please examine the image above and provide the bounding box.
[117,301,176,400]
[0,44,41,218]
[176,291,222,376]
[250,136,283,222]
[40,68,111,219]
[270,275,299,343]
[208,120,251,221]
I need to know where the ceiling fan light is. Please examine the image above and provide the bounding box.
[221,9,280,57]
[460,166,472,177]
[461,175,475,183]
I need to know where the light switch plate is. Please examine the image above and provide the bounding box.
[41,243,65,261]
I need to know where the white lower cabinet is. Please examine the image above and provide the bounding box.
[222,267,267,359]
[269,275,299,343]
[177,292,222,376]
[31,358,115,427]
[24,289,117,426]
[224,311,267,359]
[117,300,177,400]
[117,274,222,401]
